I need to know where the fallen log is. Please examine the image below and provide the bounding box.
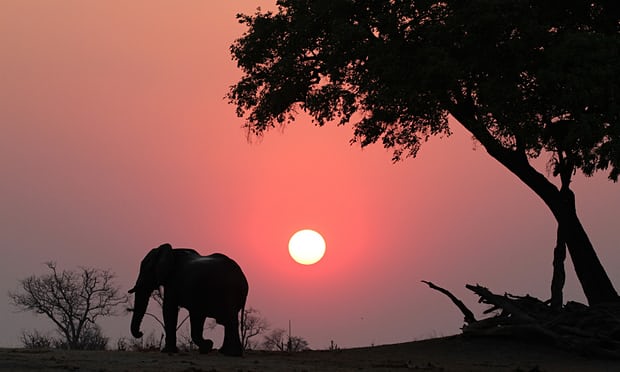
[422,281,620,359]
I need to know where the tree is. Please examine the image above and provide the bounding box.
[229,1,620,305]
[9,262,127,350]
[241,307,270,351]
[262,328,309,352]
[126,288,192,350]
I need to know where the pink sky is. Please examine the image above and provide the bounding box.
[1,1,619,349]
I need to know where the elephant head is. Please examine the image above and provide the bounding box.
[128,243,174,338]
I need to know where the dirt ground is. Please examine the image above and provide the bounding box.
[0,335,616,372]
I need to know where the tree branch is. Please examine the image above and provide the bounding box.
[422,280,476,324]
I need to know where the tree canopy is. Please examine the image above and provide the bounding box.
[230,0,619,180]
[229,0,620,304]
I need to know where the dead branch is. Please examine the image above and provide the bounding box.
[465,284,536,323]
[423,281,620,359]
[421,281,476,324]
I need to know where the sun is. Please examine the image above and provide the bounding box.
[288,229,326,265]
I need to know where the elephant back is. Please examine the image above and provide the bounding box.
[178,252,247,317]
[184,252,247,293]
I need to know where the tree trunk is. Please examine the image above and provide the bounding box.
[555,188,618,304]
[500,158,617,305]
[452,108,618,305]
[550,224,566,310]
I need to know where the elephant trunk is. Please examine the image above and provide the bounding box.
[130,289,150,339]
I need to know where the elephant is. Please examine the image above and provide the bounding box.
[128,243,248,356]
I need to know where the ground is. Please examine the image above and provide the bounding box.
[0,335,616,371]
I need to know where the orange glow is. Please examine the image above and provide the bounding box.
[288,229,326,265]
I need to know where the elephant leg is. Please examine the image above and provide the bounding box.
[190,312,213,354]
[162,301,179,353]
[220,317,243,356]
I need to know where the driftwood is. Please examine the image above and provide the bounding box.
[423,281,620,359]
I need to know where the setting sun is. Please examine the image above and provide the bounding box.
[288,229,326,265]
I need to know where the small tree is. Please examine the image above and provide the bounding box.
[9,262,127,350]
[126,288,191,349]
[262,328,309,352]
[241,307,269,351]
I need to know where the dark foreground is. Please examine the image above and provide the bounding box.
[0,335,616,371]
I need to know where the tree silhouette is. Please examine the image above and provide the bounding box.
[240,307,269,351]
[229,1,620,305]
[262,328,309,352]
[9,262,127,349]
[126,288,191,349]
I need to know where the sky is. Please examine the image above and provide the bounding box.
[1,1,619,350]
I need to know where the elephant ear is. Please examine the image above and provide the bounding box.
[155,243,174,286]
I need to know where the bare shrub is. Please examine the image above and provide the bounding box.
[262,328,309,352]
[20,330,53,349]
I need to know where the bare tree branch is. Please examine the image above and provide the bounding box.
[8,263,128,349]
[240,307,269,351]
[422,280,476,324]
